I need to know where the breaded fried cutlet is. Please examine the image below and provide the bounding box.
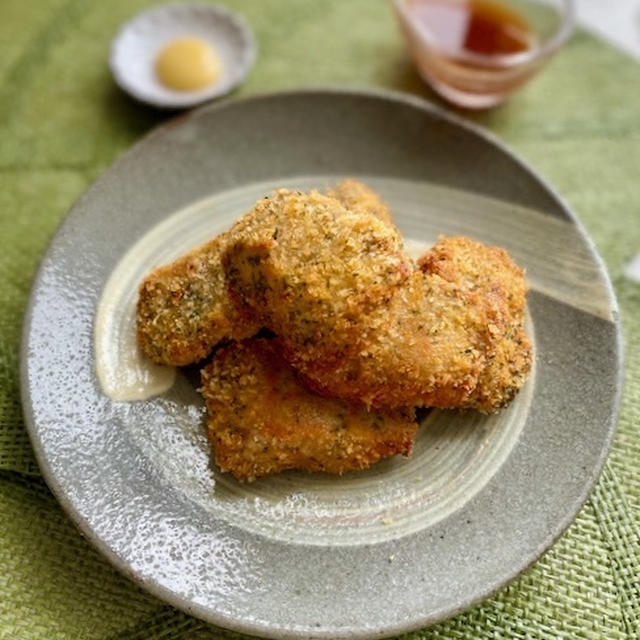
[295,236,531,411]
[136,190,296,366]
[200,338,417,482]
[294,268,501,409]
[418,236,532,411]
[223,189,411,368]
[137,181,396,366]
[327,179,395,227]
[137,234,261,366]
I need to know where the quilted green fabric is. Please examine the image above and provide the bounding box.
[0,0,638,638]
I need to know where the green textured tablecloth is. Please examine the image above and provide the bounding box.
[1,1,639,638]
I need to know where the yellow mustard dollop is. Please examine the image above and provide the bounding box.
[155,37,222,91]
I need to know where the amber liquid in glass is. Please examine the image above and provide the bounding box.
[409,0,535,58]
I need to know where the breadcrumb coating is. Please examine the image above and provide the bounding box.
[327,179,395,227]
[137,180,395,366]
[222,192,529,411]
[136,191,297,366]
[200,338,417,482]
[293,268,500,408]
[136,234,260,366]
[223,188,411,368]
[418,236,532,411]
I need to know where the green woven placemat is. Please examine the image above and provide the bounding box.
[1,0,638,638]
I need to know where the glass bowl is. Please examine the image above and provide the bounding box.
[393,0,575,108]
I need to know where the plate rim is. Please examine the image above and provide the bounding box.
[20,87,623,639]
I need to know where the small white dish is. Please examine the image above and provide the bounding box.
[109,2,256,109]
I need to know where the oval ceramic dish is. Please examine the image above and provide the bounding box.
[21,89,621,639]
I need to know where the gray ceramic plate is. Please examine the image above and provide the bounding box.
[21,89,621,639]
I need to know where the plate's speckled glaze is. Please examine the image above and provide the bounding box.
[21,90,621,639]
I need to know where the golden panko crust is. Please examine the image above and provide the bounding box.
[418,235,532,411]
[200,338,417,482]
[327,178,395,227]
[136,234,260,366]
[222,188,411,368]
[136,181,395,366]
[136,190,300,366]
[294,269,501,409]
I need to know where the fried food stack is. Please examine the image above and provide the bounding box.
[137,180,532,481]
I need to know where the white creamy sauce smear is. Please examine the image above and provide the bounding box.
[95,257,176,402]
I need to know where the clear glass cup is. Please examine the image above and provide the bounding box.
[393,0,575,109]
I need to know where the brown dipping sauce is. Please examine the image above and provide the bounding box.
[409,0,534,57]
